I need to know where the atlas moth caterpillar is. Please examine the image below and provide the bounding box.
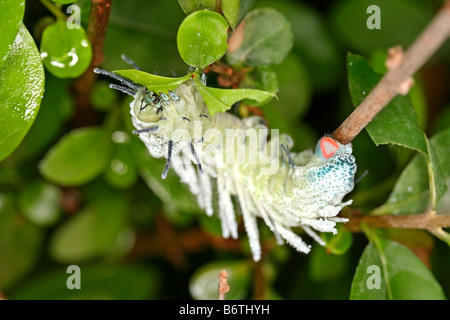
[94,56,357,262]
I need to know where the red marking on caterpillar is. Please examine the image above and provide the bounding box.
[320,137,340,159]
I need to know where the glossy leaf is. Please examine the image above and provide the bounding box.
[189,260,251,299]
[348,54,426,152]
[227,8,294,67]
[350,236,445,300]
[376,128,450,215]
[40,19,92,78]
[222,0,255,29]
[0,0,25,68]
[12,264,160,300]
[18,180,62,227]
[347,54,447,209]
[177,0,216,15]
[177,10,229,68]
[113,69,193,92]
[0,23,45,162]
[196,78,275,116]
[39,127,112,186]
[8,73,71,163]
[49,192,128,263]
[0,194,44,290]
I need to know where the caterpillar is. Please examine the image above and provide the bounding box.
[94,57,357,261]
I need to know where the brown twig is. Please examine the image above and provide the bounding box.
[218,270,230,300]
[206,61,251,88]
[332,1,450,145]
[344,210,450,233]
[253,259,265,300]
[71,0,113,127]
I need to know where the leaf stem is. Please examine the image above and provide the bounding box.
[332,1,450,145]
[39,0,68,21]
[428,228,450,246]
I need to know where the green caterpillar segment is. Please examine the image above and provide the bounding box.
[97,58,357,261]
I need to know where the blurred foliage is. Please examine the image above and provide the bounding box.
[0,0,449,300]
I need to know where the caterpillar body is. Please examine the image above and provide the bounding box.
[95,62,357,262]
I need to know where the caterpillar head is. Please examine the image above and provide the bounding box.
[296,136,356,205]
[133,88,164,123]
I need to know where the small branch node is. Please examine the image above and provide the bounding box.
[386,46,414,95]
[218,270,230,300]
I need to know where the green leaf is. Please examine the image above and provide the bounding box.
[39,127,112,186]
[239,66,278,106]
[226,8,293,67]
[8,73,72,163]
[18,180,62,227]
[347,54,426,152]
[0,194,44,290]
[49,192,128,263]
[177,0,216,15]
[189,260,251,300]
[177,10,229,68]
[347,54,447,210]
[12,264,160,300]
[221,0,255,29]
[40,19,92,78]
[350,235,445,300]
[0,0,25,69]
[376,128,450,215]
[113,69,193,92]
[196,78,275,116]
[0,23,45,162]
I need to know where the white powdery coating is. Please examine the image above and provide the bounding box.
[130,81,357,262]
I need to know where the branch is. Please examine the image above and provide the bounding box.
[332,1,450,145]
[345,210,450,232]
[253,259,265,300]
[86,0,114,67]
[71,0,113,127]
